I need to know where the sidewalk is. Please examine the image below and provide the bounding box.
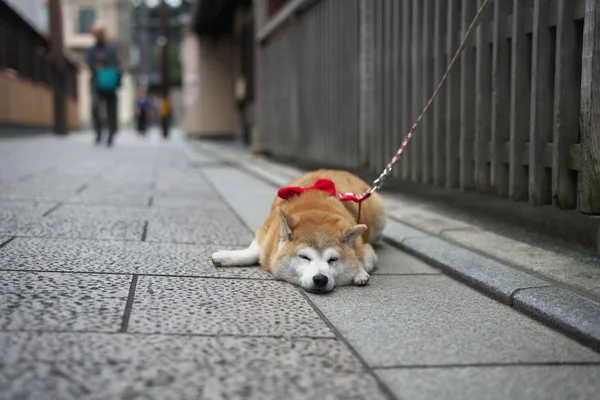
[0,130,599,400]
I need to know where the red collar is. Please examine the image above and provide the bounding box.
[278,179,335,200]
[278,178,370,204]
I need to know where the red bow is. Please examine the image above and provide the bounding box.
[278,179,336,200]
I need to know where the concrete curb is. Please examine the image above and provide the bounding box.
[383,225,600,351]
[190,140,600,352]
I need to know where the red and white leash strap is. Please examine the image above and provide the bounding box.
[337,0,495,205]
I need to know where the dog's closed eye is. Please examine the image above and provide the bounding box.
[328,257,339,264]
[299,254,311,261]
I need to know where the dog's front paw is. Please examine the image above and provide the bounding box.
[353,270,370,286]
[361,244,378,273]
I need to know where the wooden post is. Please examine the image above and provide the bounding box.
[49,0,67,135]
[474,0,491,193]
[445,0,460,188]
[433,0,447,186]
[401,0,413,180]
[529,0,553,205]
[579,0,600,214]
[552,0,579,209]
[491,0,510,196]
[509,0,530,201]
[252,0,267,154]
[359,0,375,169]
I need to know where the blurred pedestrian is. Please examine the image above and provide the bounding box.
[160,95,170,139]
[135,86,151,136]
[86,21,121,147]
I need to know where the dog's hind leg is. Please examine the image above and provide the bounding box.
[210,239,260,267]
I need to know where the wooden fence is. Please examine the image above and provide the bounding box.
[257,0,600,215]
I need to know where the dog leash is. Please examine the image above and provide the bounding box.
[337,0,496,211]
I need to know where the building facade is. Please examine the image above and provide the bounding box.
[0,0,79,134]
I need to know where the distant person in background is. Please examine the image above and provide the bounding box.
[86,21,121,147]
[160,95,171,139]
[135,87,151,136]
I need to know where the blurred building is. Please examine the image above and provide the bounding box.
[183,0,256,144]
[3,0,47,32]
[0,0,79,135]
[57,0,135,129]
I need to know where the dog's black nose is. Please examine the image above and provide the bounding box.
[313,274,328,288]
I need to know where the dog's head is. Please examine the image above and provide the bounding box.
[272,207,365,293]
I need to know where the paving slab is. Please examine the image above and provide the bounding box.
[0,201,60,217]
[373,243,440,275]
[129,276,334,337]
[383,219,429,243]
[145,219,254,246]
[402,236,550,303]
[0,184,80,202]
[0,238,271,279]
[49,204,150,220]
[441,228,600,298]
[307,275,600,367]
[201,167,275,232]
[151,195,227,209]
[0,271,130,332]
[513,286,600,349]
[376,365,600,400]
[67,191,153,207]
[51,203,248,228]
[9,216,146,241]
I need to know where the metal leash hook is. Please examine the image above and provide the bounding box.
[345,0,496,202]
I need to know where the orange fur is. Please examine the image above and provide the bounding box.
[256,169,387,273]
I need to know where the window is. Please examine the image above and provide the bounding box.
[77,7,97,34]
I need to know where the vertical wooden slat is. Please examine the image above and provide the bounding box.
[553,0,580,209]
[371,0,383,171]
[509,0,530,200]
[308,9,317,157]
[475,0,491,192]
[579,0,600,214]
[391,0,402,178]
[411,0,422,182]
[382,0,393,171]
[320,0,327,162]
[529,0,553,204]
[298,16,306,157]
[401,0,413,180]
[290,23,300,158]
[326,0,331,162]
[433,0,447,186]
[314,2,321,159]
[460,0,476,190]
[445,0,461,188]
[314,2,321,160]
[341,0,349,168]
[491,0,510,196]
[421,0,434,184]
[353,0,361,168]
[359,0,375,169]
[332,0,340,166]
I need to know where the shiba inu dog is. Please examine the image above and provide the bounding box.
[210,170,387,293]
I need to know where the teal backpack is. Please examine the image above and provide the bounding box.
[95,66,120,92]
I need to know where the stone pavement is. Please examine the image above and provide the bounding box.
[0,130,599,400]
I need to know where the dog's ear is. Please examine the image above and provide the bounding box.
[276,207,294,243]
[343,224,367,248]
